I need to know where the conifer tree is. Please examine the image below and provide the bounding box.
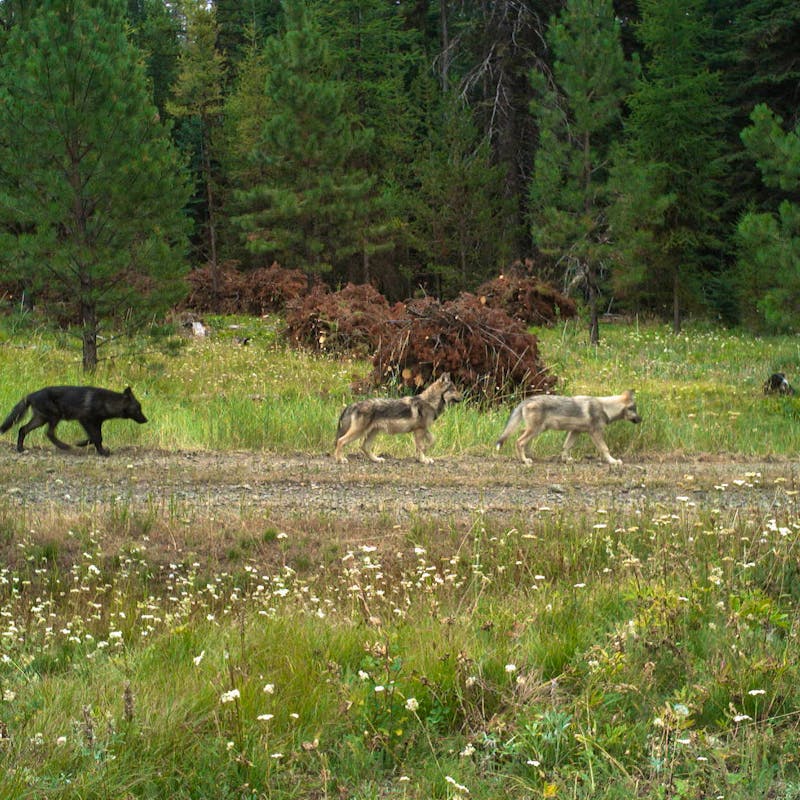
[736,104,800,331]
[411,94,513,296]
[314,0,425,286]
[0,0,190,371]
[609,0,726,333]
[528,0,630,344]
[127,0,182,122]
[168,1,226,296]
[233,0,375,279]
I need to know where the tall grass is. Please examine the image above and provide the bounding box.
[2,496,800,798]
[1,314,799,458]
[3,314,800,798]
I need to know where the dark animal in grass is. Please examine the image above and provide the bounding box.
[763,373,795,396]
[0,385,147,456]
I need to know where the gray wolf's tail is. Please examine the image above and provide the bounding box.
[335,406,353,444]
[495,403,523,450]
[0,397,29,433]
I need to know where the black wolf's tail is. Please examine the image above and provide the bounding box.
[0,397,29,433]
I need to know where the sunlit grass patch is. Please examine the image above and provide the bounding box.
[2,315,800,457]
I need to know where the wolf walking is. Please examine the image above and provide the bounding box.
[496,390,641,465]
[334,373,462,464]
[1,385,148,456]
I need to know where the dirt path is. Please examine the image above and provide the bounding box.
[2,447,799,519]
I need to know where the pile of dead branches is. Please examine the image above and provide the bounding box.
[476,271,576,325]
[284,283,403,356]
[182,262,310,314]
[372,294,555,403]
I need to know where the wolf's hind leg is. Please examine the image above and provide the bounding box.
[361,430,385,462]
[514,425,540,465]
[46,421,72,450]
[560,431,578,462]
[333,424,362,463]
[16,412,48,451]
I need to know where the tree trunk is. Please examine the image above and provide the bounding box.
[587,262,600,345]
[673,270,681,334]
[81,301,98,372]
[202,123,219,301]
[440,0,450,92]
[362,237,370,284]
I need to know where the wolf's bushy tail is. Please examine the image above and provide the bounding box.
[335,406,353,444]
[0,397,29,433]
[495,403,523,450]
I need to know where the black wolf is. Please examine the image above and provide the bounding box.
[334,373,462,464]
[0,386,147,456]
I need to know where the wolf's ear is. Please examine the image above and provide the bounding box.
[440,372,450,381]
[124,386,133,396]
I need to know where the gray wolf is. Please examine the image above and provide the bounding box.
[496,390,641,465]
[763,372,795,396]
[334,373,462,464]
[0,385,147,456]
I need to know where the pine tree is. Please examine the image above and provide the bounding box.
[127,0,182,121]
[0,0,190,371]
[529,0,630,344]
[609,0,726,333]
[168,0,226,296]
[410,94,514,297]
[233,0,375,279]
[313,0,425,286]
[736,104,800,331]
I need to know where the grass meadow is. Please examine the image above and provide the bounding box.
[2,312,800,799]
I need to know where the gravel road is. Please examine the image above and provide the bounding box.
[2,447,799,520]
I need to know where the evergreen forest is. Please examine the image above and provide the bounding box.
[1,0,799,351]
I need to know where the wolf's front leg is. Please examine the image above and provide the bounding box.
[361,431,385,462]
[414,429,434,464]
[80,421,110,456]
[589,431,621,465]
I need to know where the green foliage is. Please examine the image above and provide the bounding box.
[410,94,515,296]
[610,0,728,331]
[233,0,377,278]
[127,0,182,119]
[4,0,800,330]
[1,315,800,457]
[4,494,800,797]
[529,0,630,342]
[0,0,191,370]
[736,104,800,332]
[167,0,226,280]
